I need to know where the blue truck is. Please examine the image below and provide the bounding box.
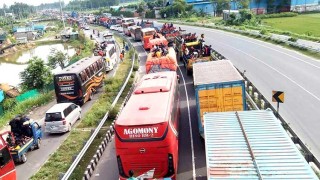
[193,60,246,138]
[2,119,43,163]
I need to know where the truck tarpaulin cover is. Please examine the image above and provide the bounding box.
[146,47,177,74]
[0,90,4,103]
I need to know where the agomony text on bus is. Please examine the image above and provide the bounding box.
[104,43,117,71]
[53,56,106,105]
[0,135,16,180]
[115,71,180,179]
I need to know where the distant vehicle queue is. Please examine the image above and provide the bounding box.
[103,17,319,180]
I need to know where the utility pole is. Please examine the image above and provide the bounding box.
[59,0,66,31]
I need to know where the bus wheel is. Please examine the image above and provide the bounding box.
[21,153,27,163]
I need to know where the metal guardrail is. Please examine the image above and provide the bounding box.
[61,37,136,180]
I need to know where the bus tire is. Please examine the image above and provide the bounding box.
[35,139,41,149]
[21,153,27,163]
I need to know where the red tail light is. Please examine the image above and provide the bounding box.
[62,119,66,125]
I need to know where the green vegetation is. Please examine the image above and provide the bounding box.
[66,0,119,10]
[258,12,298,19]
[0,92,54,128]
[68,31,95,65]
[262,14,320,37]
[30,130,90,180]
[69,129,108,179]
[78,49,134,127]
[20,57,53,91]
[48,48,69,69]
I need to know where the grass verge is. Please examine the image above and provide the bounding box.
[31,40,135,179]
[262,13,320,37]
[30,130,90,180]
[0,91,54,128]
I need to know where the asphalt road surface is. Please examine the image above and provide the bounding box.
[91,22,320,180]
[16,28,120,180]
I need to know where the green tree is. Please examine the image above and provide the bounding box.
[20,57,52,91]
[137,2,146,14]
[48,48,68,69]
[237,0,250,9]
[213,0,229,16]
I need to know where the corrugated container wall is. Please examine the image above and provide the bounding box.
[204,110,319,180]
[193,60,246,137]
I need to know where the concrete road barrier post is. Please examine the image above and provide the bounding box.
[249,86,253,96]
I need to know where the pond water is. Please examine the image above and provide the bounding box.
[0,44,75,87]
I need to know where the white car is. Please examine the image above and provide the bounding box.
[84,26,90,30]
[110,24,120,30]
[117,26,124,33]
[45,103,81,133]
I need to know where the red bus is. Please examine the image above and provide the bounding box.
[0,135,16,180]
[115,71,180,179]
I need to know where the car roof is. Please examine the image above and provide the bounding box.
[46,103,74,113]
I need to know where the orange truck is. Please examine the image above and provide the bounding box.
[145,47,177,74]
[141,28,168,50]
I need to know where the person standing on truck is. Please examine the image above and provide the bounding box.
[127,170,138,180]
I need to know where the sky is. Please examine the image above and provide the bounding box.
[2,0,71,7]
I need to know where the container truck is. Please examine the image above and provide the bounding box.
[203,110,319,179]
[193,60,246,137]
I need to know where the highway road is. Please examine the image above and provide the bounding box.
[90,22,320,180]
[16,29,121,180]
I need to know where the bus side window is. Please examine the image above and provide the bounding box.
[171,84,178,125]
[98,59,103,69]
[80,72,85,82]
[93,62,98,72]
[85,68,92,78]
[90,65,96,74]
[0,148,12,168]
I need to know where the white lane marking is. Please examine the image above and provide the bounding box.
[178,66,196,180]
[183,25,320,69]
[220,42,320,102]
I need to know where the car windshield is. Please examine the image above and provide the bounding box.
[45,113,62,122]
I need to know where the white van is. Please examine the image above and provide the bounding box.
[45,103,81,133]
